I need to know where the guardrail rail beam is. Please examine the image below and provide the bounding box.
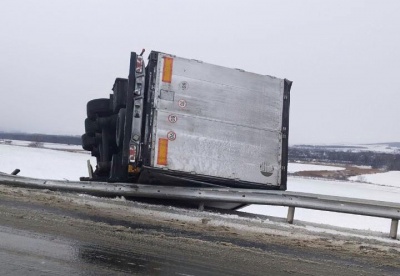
[0,172,399,239]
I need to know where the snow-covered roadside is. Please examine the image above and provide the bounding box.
[0,139,83,151]
[241,176,400,233]
[1,183,399,273]
[0,144,95,180]
[1,142,399,234]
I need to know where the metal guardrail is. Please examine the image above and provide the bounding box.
[0,172,399,239]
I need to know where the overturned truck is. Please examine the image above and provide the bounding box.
[81,51,292,209]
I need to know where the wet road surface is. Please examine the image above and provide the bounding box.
[0,185,399,275]
[0,225,225,276]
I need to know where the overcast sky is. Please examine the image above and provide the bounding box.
[0,0,399,145]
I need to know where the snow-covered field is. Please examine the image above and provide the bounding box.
[349,171,400,188]
[0,142,399,234]
[288,162,344,173]
[242,177,400,233]
[0,143,95,180]
[0,140,83,151]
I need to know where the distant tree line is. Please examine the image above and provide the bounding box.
[0,132,81,145]
[289,148,400,170]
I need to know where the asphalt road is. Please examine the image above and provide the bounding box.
[0,184,399,275]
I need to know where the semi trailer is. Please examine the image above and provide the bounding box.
[81,50,292,208]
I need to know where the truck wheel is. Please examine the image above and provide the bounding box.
[91,146,100,158]
[87,98,111,119]
[81,133,96,151]
[115,108,126,147]
[85,118,99,135]
[97,161,111,173]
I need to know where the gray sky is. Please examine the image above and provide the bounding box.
[0,0,399,145]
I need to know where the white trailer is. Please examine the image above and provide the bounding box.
[81,50,292,208]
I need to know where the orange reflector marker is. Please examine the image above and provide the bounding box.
[162,57,173,83]
[157,138,168,165]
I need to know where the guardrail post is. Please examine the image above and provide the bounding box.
[287,206,295,224]
[390,219,398,239]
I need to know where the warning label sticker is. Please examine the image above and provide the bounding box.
[178,99,187,108]
[168,114,178,123]
[179,81,189,91]
[167,131,176,141]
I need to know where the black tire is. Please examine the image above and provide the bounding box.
[87,98,111,119]
[85,118,99,135]
[97,161,111,173]
[91,146,100,158]
[94,163,110,177]
[115,108,126,148]
[81,133,96,151]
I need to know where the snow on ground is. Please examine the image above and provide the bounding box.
[349,171,400,188]
[242,177,400,233]
[352,143,400,153]
[352,165,372,169]
[0,144,95,180]
[288,162,344,173]
[1,142,399,234]
[42,143,83,151]
[1,140,83,151]
[360,143,400,153]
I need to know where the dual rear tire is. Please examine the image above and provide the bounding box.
[81,79,128,180]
